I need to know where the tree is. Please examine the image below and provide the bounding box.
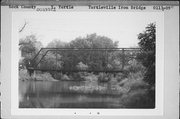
[67,33,119,70]
[19,34,43,68]
[69,33,119,49]
[19,35,42,54]
[46,39,67,48]
[137,23,156,86]
[39,52,62,70]
[45,39,68,70]
[25,33,120,72]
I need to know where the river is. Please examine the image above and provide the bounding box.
[19,80,124,108]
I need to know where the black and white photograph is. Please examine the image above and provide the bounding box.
[17,12,156,109]
[1,0,179,119]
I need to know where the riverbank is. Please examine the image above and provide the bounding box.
[19,62,155,108]
[19,69,58,81]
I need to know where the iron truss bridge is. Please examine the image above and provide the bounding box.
[26,48,142,74]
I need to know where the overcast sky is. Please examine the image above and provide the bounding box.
[15,11,160,48]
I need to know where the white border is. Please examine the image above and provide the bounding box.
[11,11,164,116]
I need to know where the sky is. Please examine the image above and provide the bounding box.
[16,11,160,48]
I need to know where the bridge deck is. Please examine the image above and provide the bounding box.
[27,67,126,73]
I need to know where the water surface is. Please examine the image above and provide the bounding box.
[19,80,124,108]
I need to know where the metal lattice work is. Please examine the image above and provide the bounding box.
[27,48,141,73]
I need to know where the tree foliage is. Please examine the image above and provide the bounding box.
[69,33,119,48]
[19,35,43,68]
[63,33,119,70]
[46,39,67,48]
[19,35,42,56]
[137,23,156,86]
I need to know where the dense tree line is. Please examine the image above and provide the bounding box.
[19,33,122,71]
[19,23,155,86]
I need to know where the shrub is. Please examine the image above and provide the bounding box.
[123,79,148,91]
[127,71,144,81]
[125,59,146,73]
[19,69,57,81]
[119,69,147,90]
[114,73,128,82]
[19,69,31,81]
[53,72,63,80]
[98,73,111,82]
[118,71,154,108]
[84,74,98,82]
[61,74,71,80]
[32,72,57,81]
[76,62,88,70]
[71,72,85,81]
[120,88,155,108]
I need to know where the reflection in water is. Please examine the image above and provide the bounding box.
[19,80,124,108]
